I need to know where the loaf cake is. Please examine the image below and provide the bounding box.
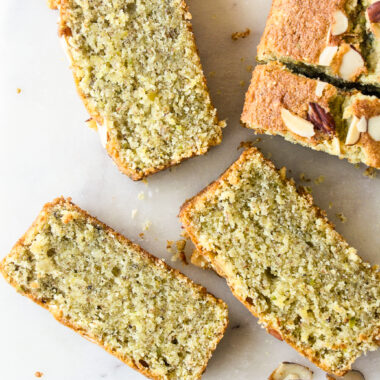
[257,0,380,91]
[180,147,380,376]
[241,62,380,168]
[48,0,225,180]
[1,197,228,379]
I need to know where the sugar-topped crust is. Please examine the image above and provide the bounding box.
[241,62,380,168]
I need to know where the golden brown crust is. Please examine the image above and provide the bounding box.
[0,197,228,380]
[51,1,223,181]
[257,0,346,64]
[241,62,380,169]
[180,147,379,376]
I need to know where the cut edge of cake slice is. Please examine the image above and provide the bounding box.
[49,0,225,181]
[179,147,380,376]
[1,197,228,380]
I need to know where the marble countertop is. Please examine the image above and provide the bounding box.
[0,0,379,379]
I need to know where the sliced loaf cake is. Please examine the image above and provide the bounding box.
[180,147,380,376]
[1,197,228,379]
[241,62,380,168]
[49,0,225,180]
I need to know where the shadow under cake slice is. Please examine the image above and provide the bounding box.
[179,147,380,376]
[0,197,228,380]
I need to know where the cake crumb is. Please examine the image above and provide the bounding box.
[137,191,145,200]
[131,209,138,219]
[329,202,333,209]
[17,88,22,94]
[170,239,188,265]
[238,138,261,150]
[299,173,311,182]
[166,240,174,253]
[363,167,377,179]
[143,220,152,231]
[246,65,254,72]
[139,232,144,239]
[336,213,347,223]
[208,71,216,78]
[314,175,325,185]
[34,372,43,378]
[239,80,245,87]
[142,178,149,185]
[231,28,251,40]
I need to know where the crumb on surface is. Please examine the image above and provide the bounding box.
[142,178,149,185]
[138,232,144,239]
[329,202,333,209]
[143,220,152,231]
[336,213,347,223]
[166,240,174,253]
[299,173,311,182]
[314,175,325,185]
[239,80,246,87]
[208,71,216,78]
[246,65,254,72]
[231,28,251,40]
[137,191,145,200]
[131,209,138,219]
[238,139,261,150]
[363,167,377,179]
[170,239,187,265]
[16,88,21,94]
[34,372,43,378]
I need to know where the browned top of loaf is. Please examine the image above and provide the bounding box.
[257,0,346,64]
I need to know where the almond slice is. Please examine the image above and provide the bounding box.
[269,362,313,380]
[97,121,108,148]
[281,108,315,138]
[339,47,365,81]
[345,117,361,145]
[315,81,328,97]
[356,116,368,132]
[368,115,380,141]
[332,10,349,35]
[319,46,338,66]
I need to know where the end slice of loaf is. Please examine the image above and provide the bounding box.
[180,147,380,376]
[1,197,228,380]
[241,62,380,169]
[50,0,225,180]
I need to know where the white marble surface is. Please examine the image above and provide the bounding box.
[0,0,379,379]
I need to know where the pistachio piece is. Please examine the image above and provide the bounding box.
[367,1,380,23]
[339,47,365,81]
[319,46,338,66]
[269,362,313,380]
[307,103,336,134]
[332,10,348,35]
[368,115,380,141]
[345,117,361,145]
[281,108,315,138]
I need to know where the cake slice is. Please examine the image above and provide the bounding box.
[180,147,380,376]
[241,62,380,168]
[1,197,228,380]
[257,0,380,91]
[49,0,225,180]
